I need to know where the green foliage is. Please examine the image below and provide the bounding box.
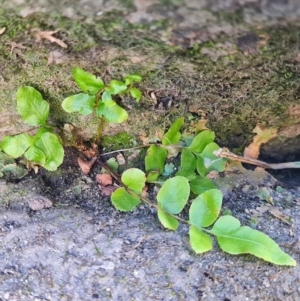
[62,67,142,124]
[0,87,64,171]
[109,117,296,266]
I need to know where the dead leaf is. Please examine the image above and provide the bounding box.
[96,173,113,186]
[28,196,53,211]
[32,28,67,48]
[0,27,6,35]
[6,42,27,54]
[243,124,277,159]
[268,207,292,225]
[254,187,273,204]
[116,153,126,165]
[189,119,208,132]
[47,50,68,65]
[100,185,117,197]
[78,157,97,175]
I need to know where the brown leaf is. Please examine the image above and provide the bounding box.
[96,173,113,186]
[116,153,126,165]
[32,28,68,48]
[243,124,277,159]
[78,157,97,175]
[100,185,117,197]
[0,27,6,35]
[268,207,292,225]
[28,196,53,211]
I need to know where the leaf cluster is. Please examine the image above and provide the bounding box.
[0,87,64,171]
[62,67,142,123]
[110,118,296,266]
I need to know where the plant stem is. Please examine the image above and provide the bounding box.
[95,117,105,145]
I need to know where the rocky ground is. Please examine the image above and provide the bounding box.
[1,0,300,300]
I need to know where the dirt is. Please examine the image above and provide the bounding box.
[1,0,300,300]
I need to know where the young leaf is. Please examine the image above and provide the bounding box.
[73,67,104,95]
[62,93,95,115]
[189,176,216,195]
[97,102,128,123]
[145,145,167,176]
[157,176,190,214]
[34,132,64,171]
[181,148,197,171]
[106,80,127,95]
[189,225,213,253]
[121,168,146,194]
[124,74,142,85]
[188,130,215,153]
[157,206,179,230]
[189,189,222,228]
[210,215,296,266]
[0,134,32,158]
[162,117,184,145]
[129,88,142,102]
[111,187,140,211]
[16,86,49,126]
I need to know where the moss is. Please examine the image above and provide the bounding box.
[100,132,134,151]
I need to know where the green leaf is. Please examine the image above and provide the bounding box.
[24,145,46,165]
[189,189,222,228]
[157,176,190,214]
[196,155,207,177]
[161,163,175,177]
[146,170,160,182]
[189,176,217,195]
[73,67,104,95]
[111,187,140,211]
[162,117,184,145]
[175,169,196,181]
[129,88,142,102]
[188,130,215,153]
[210,216,296,266]
[157,206,179,230]
[189,225,213,253]
[97,102,128,123]
[61,93,95,115]
[200,142,227,173]
[106,157,119,173]
[106,80,127,95]
[124,74,142,85]
[1,164,28,179]
[145,145,167,176]
[121,168,146,194]
[34,132,64,171]
[16,86,49,126]
[0,134,32,158]
[181,148,197,171]
[101,91,114,104]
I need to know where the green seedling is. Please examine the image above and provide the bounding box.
[0,86,64,171]
[109,118,296,266]
[61,67,142,142]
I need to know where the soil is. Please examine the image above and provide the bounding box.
[1,0,300,300]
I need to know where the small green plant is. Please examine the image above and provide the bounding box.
[61,67,142,142]
[108,117,296,266]
[0,87,64,171]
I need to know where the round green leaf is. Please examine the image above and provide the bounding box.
[34,132,64,171]
[111,187,140,211]
[145,145,167,175]
[129,88,142,102]
[16,86,49,126]
[157,176,190,214]
[188,130,215,153]
[189,176,216,195]
[73,67,104,95]
[189,225,213,253]
[24,145,46,165]
[0,134,32,158]
[157,206,179,230]
[189,189,222,228]
[97,102,128,123]
[121,168,146,194]
[62,93,95,115]
[211,216,297,266]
